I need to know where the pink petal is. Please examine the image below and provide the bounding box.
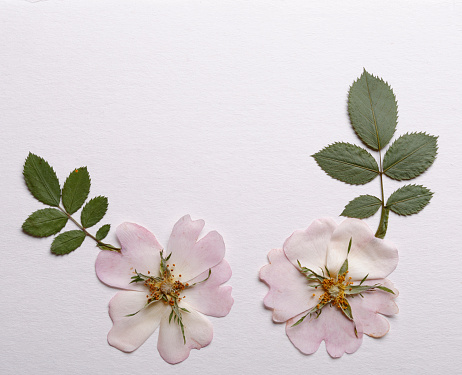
[283,218,337,272]
[167,215,225,282]
[107,290,168,352]
[157,303,213,364]
[96,223,163,291]
[326,218,398,280]
[260,249,321,323]
[183,260,233,317]
[349,279,399,338]
[286,305,363,358]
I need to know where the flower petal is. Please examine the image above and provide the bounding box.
[260,249,321,322]
[283,218,337,272]
[326,218,398,280]
[286,305,363,358]
[167,215,225,281]
[349,279,399,338]
[157,303,213,364]
[183,260,233,317]
[96,222,163,291]
[107,290,167,352]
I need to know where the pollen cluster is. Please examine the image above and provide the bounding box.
[317,272,353,311]
[144,264,188,306]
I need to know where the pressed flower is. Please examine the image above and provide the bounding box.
[260,218,398,358]
[96,215,233,364]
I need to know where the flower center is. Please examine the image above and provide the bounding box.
[143,264,188,306]
[317,272,353,311]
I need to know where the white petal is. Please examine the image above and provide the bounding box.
[349,279,399,338]
[260,249,321,322]
[96,222,162,291]
[107,291,168,352]
[157,303,213,364]
[286,305,363,358]
[183,260,233,317]
[327,218,398,280]
[283,218,337,271]
[167,215,225,281]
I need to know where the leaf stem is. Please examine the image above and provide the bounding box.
[58,206,121,251]
[375,148,389,238]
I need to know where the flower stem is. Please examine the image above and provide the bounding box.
[58,206,121,252]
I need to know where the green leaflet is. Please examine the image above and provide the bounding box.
[62,167,91,214]
[348,69,398,151]
[383,132,438,180]
[95,224,111,241]
[312,142,379,185]
[23,153,61,207]
[22,208,68,237]
[386,184,433,216]
[81,196,108,228]
[51,230,86,255]
[341,195,382,218]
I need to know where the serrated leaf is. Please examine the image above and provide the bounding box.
[22,208,68,237]
[312,142,379,185]
[341,195,382,218]
[62,167,91,214]
[95,224,111,241]
[51,230,86,255]
[23,153,61,206]
[348,70,398,150]
[383,132,438,180]
[386,185,433,216]
[81,196,108,228]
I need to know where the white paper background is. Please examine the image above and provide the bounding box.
[1,1,461,374]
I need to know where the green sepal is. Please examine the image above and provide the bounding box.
[348,69,398,151]
[341,195,382,218]
[23,153,61,207]
[51,230,86,255]
[22,208,68,237]
[291,302,327,327]
[383,132,438,180]
[376,285,395,294]
[344,283,395,296]
[80,196,108,228]
[312,142,379,185]
[386,184,433,216]
[96,224,111,241]
[375,207,389,239]
[359,273,369,285]
[62,167,91,214]
[338,258,348,277]
[340,299,354,321]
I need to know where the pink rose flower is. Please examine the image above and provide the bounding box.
[95,215,233,364]
[260,218,399,357]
